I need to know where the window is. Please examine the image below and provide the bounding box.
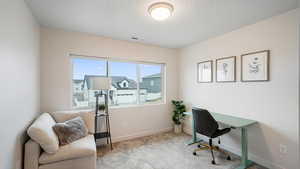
[72,58,106,108]
[139,64,162,104]
[108,61,138,106]
[72,57,164,108]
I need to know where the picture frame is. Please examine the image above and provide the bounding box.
[216,56,236,82]
[197,60,213,83]
[241,50,270,82]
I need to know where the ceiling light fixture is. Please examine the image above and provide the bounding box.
[148,2,174,21]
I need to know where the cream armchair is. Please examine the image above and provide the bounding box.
[24,110,96,169]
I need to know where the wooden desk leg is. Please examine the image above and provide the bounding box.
[236,128,252,169]
[187,114,202,145]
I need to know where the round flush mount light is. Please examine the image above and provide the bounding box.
[148,2,174,21]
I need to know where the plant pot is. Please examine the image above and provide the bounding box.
[174,124,182,134]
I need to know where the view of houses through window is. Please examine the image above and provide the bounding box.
[72,57,163,108]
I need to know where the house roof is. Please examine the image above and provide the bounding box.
[73,79,84,84]
[83,75,137,90]
[142,73,161,79]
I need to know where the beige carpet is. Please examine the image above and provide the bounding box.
[96,132,267,169]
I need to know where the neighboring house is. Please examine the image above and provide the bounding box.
[79,75,146,106]
[140,73,162,102]
[140,73,161,93]
[72,74,162,108]
[73,80,84,93]
[72,80,87,107]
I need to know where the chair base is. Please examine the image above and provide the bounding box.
[192,142,231,165]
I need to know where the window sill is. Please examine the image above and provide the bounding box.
[72,102,166,110]
[110,102,166,109]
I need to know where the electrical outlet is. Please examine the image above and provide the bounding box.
[279,144,287,154]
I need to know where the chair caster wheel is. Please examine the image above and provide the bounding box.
[227,156,231,160]
[211,160,216,165]
[193,152,197,156]
[197,144,201,148]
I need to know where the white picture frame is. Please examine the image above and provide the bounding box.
[241,50,270,82]
[216,56,236,82]
[197,60,213,83]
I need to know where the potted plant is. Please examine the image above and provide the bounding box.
[171,100,186,133]
[98,104,106,112]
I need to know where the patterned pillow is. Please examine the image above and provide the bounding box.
[52,117,88,146]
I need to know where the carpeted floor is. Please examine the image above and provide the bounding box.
[96,132,267,169]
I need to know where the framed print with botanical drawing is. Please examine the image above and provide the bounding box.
[241,50,270,82]
[216,56,236,82]
[197,60,213,83]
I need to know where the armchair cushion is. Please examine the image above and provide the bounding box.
[27,113,59,154]
[39,135,96,165]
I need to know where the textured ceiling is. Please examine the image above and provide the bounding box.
[26,0,298,48]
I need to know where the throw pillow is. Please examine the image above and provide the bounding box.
[50,110,94,134]
[27,113,59,154]
[52,116,88,146]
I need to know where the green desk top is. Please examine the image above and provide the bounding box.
[184,112,257,128]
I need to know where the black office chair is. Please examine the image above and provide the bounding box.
[192,108,231,165]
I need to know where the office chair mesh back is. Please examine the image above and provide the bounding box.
[192,108,218,138]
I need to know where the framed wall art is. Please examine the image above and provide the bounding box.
[216,56,236,82]
[241,50,270,82]
[197,60,213,83]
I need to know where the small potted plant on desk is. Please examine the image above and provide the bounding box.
[171,100,186,134]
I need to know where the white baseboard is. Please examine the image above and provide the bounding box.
[111,127,173,143]
[183,127,284,169]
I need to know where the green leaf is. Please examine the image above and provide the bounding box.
[171,100,186,125]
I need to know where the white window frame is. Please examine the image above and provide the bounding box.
[70,54,166,109]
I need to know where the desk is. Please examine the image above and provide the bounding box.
[184,112,257,169]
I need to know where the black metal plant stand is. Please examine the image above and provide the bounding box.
[94,90,113,150]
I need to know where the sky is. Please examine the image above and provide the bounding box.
[73,58,161,81]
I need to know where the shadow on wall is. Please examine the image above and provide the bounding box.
[242,123,272,167]
[251,123,299,168]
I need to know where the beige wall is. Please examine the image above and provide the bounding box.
[40,27,179,142]
[179,9,299,169]
[298,1,300,165]
[0,1,40,169]
[1,2,296,169]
